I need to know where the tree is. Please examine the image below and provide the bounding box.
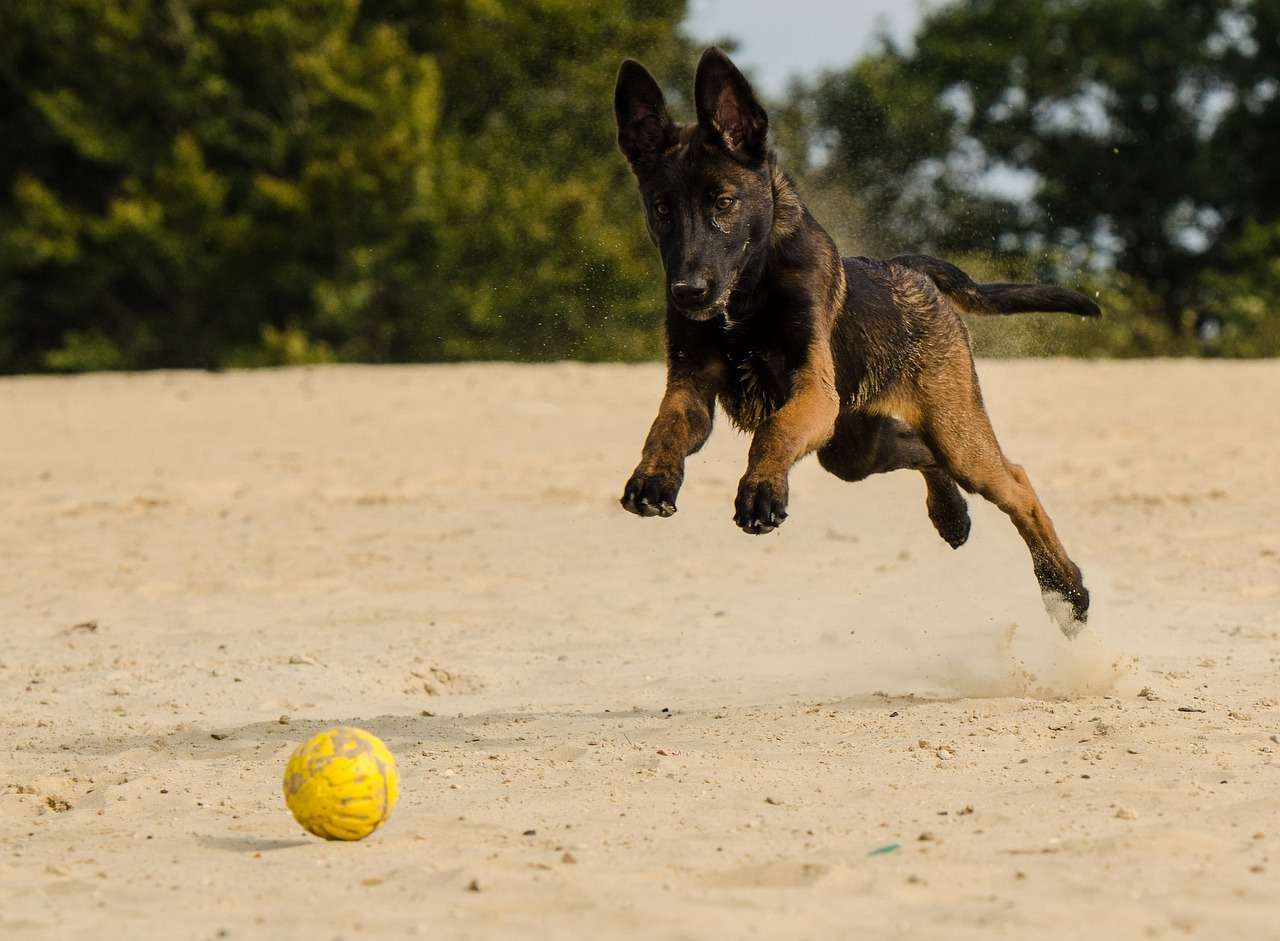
[0,0,696,371]
[802,0,1280,345]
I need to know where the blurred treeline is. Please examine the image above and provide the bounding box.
[1,0,1278,372]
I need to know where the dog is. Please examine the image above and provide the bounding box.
[613,48,1099,636]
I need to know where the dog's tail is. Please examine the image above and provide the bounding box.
[892,254,1101,318]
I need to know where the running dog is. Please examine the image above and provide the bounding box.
[613,48,1099,635]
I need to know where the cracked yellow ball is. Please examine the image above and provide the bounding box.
[283,727,399,841]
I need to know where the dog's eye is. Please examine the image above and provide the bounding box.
[653,201,670,217]
[715,195,736,212]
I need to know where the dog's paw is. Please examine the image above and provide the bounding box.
[733,478,788,534]
[1042,589,1089,639]
[621,469,681,518]
[926,479,971,549]
[1036,565,1090,638]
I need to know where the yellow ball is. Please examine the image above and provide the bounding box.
[282,727,399,841]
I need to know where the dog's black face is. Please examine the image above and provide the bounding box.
[615,49,774,321]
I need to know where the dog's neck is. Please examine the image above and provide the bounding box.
[720,158,845,325]
[768,161,806,247]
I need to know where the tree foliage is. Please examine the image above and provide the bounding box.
[2,0,1279,371]
[0,0,694,371]
[801,0,1280,351]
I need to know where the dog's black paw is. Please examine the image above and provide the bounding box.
[926,478,971,549]
[621,469,681,518]
[734,478,788,534]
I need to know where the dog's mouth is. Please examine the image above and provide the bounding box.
[675,302,726,322]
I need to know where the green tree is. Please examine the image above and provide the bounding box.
[0,0,695,372]
[0,0,445,370]
[376,0,698,361]
[802,0,1280,349]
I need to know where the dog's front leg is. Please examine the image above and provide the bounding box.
[621,362,723,518]
[734,354,839,534]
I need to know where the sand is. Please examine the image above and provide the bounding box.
[2,360,1278,939]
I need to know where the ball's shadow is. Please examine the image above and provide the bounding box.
[195,834,311,853]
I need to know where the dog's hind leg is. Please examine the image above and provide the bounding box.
[817,412,971,548]
[916,364,1089,635]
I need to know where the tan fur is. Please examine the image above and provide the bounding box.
[770,169,803,245]
[637,362,725,476]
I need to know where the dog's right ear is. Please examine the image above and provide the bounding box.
[614,59,675,172]
[694,47,768,162]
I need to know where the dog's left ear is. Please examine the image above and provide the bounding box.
[694,47,768,162]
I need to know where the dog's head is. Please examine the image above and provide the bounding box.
[614,48,776,321]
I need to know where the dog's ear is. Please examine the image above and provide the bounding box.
[614,59,675,172]
[694,47,768,162]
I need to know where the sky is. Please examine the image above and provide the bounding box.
[685,0,938,95]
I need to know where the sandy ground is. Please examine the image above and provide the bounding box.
[2,360,1279,940]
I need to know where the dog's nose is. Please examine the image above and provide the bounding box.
[671,278,711,307]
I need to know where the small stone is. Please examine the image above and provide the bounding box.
[917,831,936,842]
[522,829,536,836]
[465,879,481,892]
[1115,807,1137,820]
[277,715,290,725]
[210,732,229,740]
[764,796,783,806]
[560,852,577,864]
[1137,687,1159,701]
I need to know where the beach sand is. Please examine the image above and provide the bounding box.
[2,360,1278,938]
